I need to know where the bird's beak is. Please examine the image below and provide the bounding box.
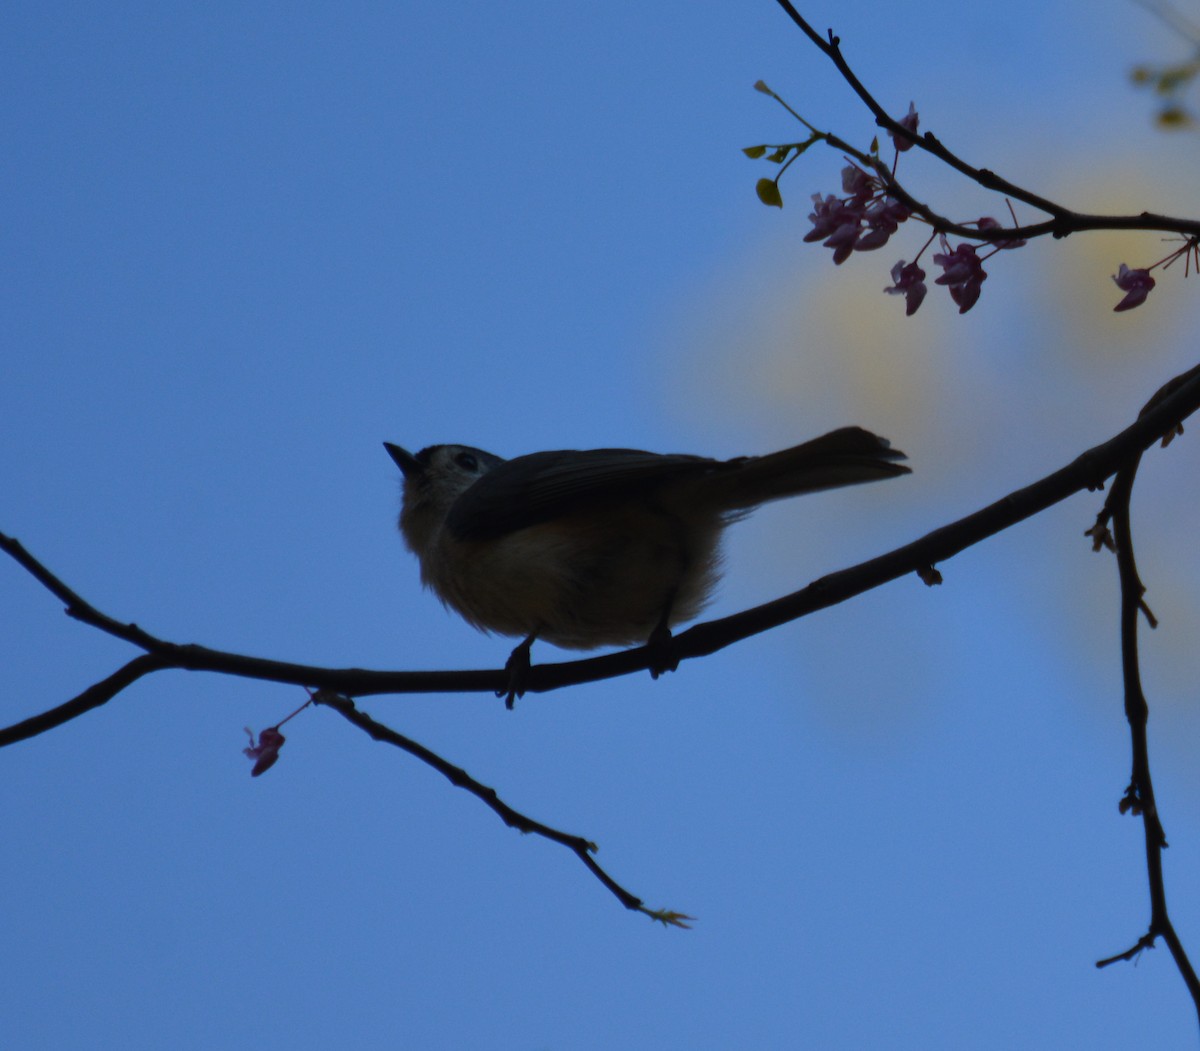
[383,442,423,480]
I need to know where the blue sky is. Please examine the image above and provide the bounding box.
[5,1,1200,1048]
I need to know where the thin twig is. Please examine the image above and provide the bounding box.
[311,691,691,926]
[0,653,167,747]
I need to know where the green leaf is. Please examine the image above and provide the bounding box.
[1157,105,1193,128]
[1157,64,1198,94]
[742,145,768,159]
[755,178,783,208]
[767,146,790,163]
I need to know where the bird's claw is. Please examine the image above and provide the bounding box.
[646,622,679,680]
[499,635,535,709]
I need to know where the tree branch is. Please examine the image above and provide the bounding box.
[4,364,1199,719]
[1092,457,1200,1020]
[311,691,691,926]
[760,14,1200,1002]
[4,363,1199,924]
[769,0,1200,243]
[0,653,167,747]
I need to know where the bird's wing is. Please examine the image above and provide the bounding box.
[445,448,716,541]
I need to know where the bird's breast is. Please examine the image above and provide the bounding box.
[420,504,725,649]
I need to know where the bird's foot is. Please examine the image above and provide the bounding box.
[498,633,536,709]
[646,621,679,680]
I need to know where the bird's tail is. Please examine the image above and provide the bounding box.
[710,426,910,510]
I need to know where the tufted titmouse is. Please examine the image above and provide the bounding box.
[385,428,909,704]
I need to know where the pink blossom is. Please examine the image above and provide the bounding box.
[868,196,910,227]
[976,216,1026,250]
[841,164,876,200]
[856,196,910,251]
[803,194,860,243]
[933,241,987,313]
[823,220,863,264]
[244,726,286,777]
[884,260,928,316]
[853,226,891,252]
[1112,264,1155,312]
[890,102,919,152]
[804,194,866,264]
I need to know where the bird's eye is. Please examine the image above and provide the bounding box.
[453,451,479,472]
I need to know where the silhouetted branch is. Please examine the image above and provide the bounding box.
[3,363,1199,716]
[0,653,167,747]
[3,362,1199,921]
[1091,456,1200,1020]
[770,0,1200,243]
[760,7,1200,1008]
[312,690,691,926]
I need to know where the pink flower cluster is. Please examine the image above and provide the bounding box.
[751,91,1191,316]
[803,166,912,265]
[796,105,1029,316]
[883,226,1027,316]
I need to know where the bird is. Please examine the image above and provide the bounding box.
[385,427,909,706]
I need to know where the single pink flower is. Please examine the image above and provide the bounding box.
[890,102,919,152]
[933,240,987,313]
[244,726,286,777]
[976,216,1027,250]
[856,196,910,251]
[841,164,876,200]
[1112,264,1155,312]
[823,219,863,264]
[884,260,928,316]
[803,194,860,243]
[854,226,891,252]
